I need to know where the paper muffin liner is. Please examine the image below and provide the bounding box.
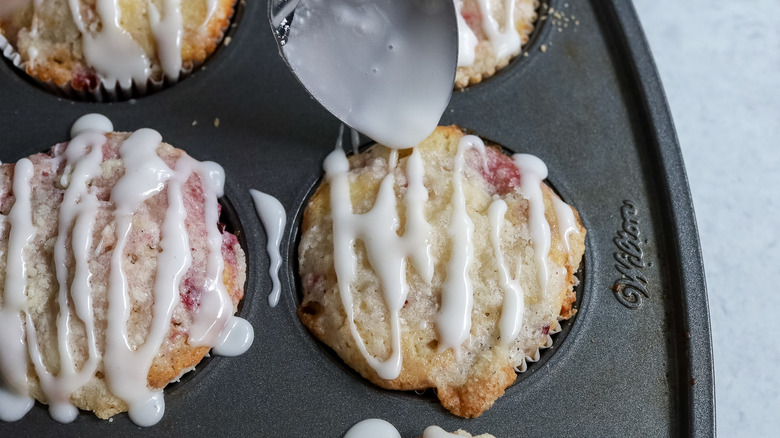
[0,32,22,68]
[514,318,563,373]
[0,5,234,102]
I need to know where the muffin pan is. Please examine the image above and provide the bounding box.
[0,0,714,436]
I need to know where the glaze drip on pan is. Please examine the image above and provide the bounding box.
[250,189,287,308]
[343,418,495,438]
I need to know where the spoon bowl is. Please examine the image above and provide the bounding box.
[268,0,458,149]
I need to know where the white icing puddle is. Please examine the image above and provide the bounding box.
[0,388,34,422]
[343,419,465,438]
[212,316,255,356]
[250,189,287,307]
[344,418,401,438]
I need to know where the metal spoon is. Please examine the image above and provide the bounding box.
[268,0,458,149]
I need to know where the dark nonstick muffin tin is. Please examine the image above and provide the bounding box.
[0,0,714,436]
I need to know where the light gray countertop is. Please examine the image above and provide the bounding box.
[633,0,780,436]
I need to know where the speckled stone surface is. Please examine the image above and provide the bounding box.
[633,1,780,436]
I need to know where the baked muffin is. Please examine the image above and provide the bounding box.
[0,123,248,425]
[455,0,539,88]
[0,0,235,95]
[298,126,585,417]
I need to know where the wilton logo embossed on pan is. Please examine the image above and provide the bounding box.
[612,200,649,308]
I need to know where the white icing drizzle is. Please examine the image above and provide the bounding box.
[0,114,252,426]
[488,199,525,344]
[405,148,435,284]
[423,425,462,438]
[103,128,178,427]
[479,0,521,59]
[65,0,186,88]
[0,158,36,422]
[68,0,152,89]
[437,135,485,355]
[70,113,114,137]
[512,153,550,296]
[455,0,478,67]
[27,0,45,43]
[552,196,578,254]
[202,0,220,29]
[249,189,287,308]
[26,131,106,423]
[456,0,524,67]
[325,143,432,380]
[187,160,236,348]
[343,418,402,438]
[147,0,184,82]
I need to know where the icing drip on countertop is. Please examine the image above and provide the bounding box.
[0,114,252,426]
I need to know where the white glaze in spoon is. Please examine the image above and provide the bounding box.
[274,0,458,149]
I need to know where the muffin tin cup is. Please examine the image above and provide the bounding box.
[0,0,714,437]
